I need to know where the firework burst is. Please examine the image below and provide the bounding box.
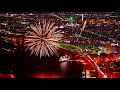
[25,19,63,58]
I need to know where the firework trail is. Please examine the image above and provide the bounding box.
[82,14,84,21]
[25,19,64,58]
[87,55,107,78]
[79,21,87,35]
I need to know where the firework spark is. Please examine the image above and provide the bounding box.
[25,19,63,58]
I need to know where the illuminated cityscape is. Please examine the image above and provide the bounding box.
[0,12,120,78]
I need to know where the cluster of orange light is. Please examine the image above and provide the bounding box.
[0,74,15,78]
[32,73,63,78]
[78,59,88,65]
[11,37,23,45]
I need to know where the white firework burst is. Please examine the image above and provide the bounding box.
[25,19,63,58]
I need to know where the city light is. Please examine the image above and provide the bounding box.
[0,12,120,78]
[69,16,74,21]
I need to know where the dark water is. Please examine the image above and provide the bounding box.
[29,61,83,78]
[0,49,83,78]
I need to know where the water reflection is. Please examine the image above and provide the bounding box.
[33,72,63,78]
[31,61,83,78]
[59,61,83,78]
[59,61,69,74]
